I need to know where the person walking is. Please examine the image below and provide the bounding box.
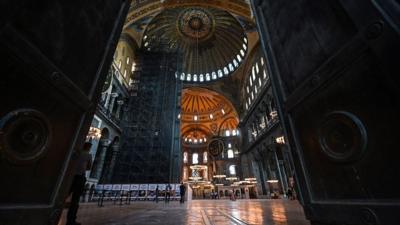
[179,183,186,203]
[67,142,93,225]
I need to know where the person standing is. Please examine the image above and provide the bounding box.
[155,185,159,203]
[165,183,171,203]
[179,183,186,203]
[67,142,93,225]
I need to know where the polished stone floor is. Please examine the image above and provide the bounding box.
[58,199,310,225]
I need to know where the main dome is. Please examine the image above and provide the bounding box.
[142,7,248,82]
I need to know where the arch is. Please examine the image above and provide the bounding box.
[124,1,252,30]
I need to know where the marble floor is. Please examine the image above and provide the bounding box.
[58,199,310,225]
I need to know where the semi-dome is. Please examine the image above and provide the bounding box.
[180,88,239,145]
[142,6,248,83]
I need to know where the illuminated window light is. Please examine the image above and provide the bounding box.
[225,130,230,136]
[224,67,229,75]
[206,73,211,81]
[212,72,217,80]
[246,86,250,93]
[209,114,213,119]
[240,49,245,57]
[237,54,242,62]
[144,42,149,47]
[221,109,225,115]
[244,37,248,43]
[263,70,268,79]
[193,153,198,164]
[193,74,198,82]
[194,115,198,121]
[256,63,259,74]
[228,143,232,148]
[131,63,136,72]
[243,43,247,50]
[228,150,234,159]
[229,63,234,72]
[180,73,185,81]
[218,70,223,78]
[259,78,262,86]
[187,74,191,81]
[233,59,238,67]
[229,165,236,175]
[177,114,181,119]
[232,130,237,136]
[199,74,204,82]
[143,35,148,40]
[126,57,130,64]
[261,57,264,65]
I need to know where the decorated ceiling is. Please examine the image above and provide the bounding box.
[145,7,248,82]
[180,87,239,145]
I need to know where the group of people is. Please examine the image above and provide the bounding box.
[153,183,186,203]
[66,142,188,225]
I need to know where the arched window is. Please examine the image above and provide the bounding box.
[193,153,198,164]
[131,63,136,72]
[126,57,130,64]
[233,59,239,67]
[180,73,185,81]
[224,67,229,75]
[229,63,234,72]
[199,74,204,82]
[206,73,211,81]
[118,60,122,69]
[183,152,188,163]
[203,152,208,163]
[218,70,223,78]
[186,74,191,81]
[237,54,242,62]
[228,149,234,158]
[212,72,217,80]
[256,62,259,74]
[240,49,245,57]
[193,74,198,82]
[229,165,236,175]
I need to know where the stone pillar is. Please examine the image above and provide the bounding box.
[108,93,118,115]
[273,148,286,195]
[116,100,124,119]
[95,139,110,181]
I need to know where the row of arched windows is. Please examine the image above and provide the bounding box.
[244,56,270,111]
[183,152,208,164]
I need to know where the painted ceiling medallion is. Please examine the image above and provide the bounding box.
[177,8,214,41]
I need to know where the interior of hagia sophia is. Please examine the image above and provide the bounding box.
[1,0,399,225]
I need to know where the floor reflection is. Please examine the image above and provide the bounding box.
[58,199,310,225]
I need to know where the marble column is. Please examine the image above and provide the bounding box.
[108,93,118,115]
[116,100,124,119]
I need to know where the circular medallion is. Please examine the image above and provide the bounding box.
[0,109,52,164]
[208,139,224,157]
[318,111,367,163]
[177,8,214,41]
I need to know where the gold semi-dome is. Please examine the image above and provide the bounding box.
[142,6,248,82]
[180,87,239,145]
